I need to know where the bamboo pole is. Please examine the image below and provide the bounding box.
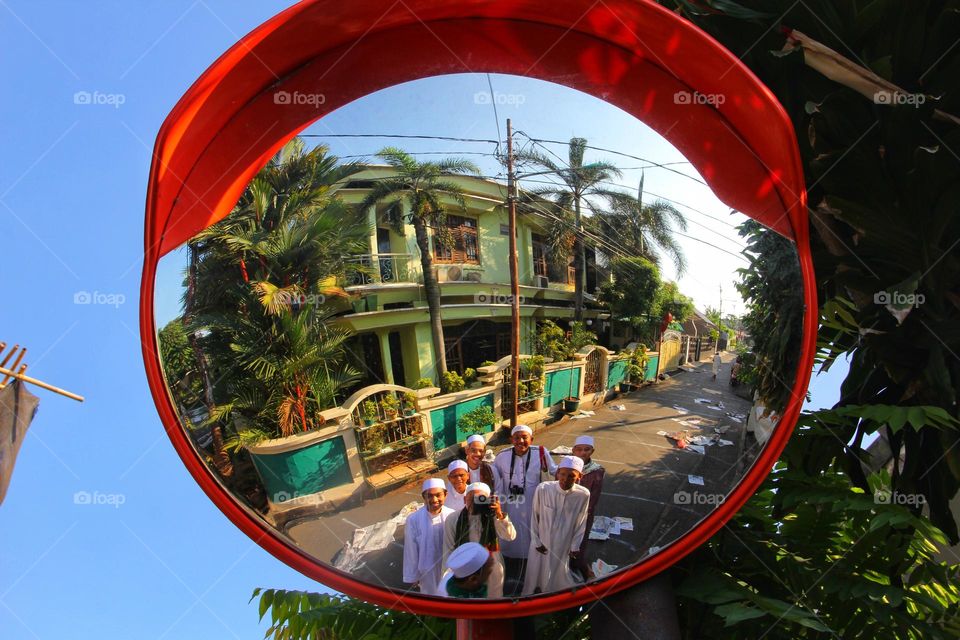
[0,366,84,402]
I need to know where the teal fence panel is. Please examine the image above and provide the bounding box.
[545,366,581,406]
[645,355,659,381]
[250,435,353,500]
[430,393,495,451]
[607,359,628,389]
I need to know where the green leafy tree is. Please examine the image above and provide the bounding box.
[359,148,480,380]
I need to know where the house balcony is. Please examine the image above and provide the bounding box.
[345,253,418,288]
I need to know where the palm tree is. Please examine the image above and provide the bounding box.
[515,137,623,320]
[175,139,370,452]
[597,173,688,276]
[359,148,481,380]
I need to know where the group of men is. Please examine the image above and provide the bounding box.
[402,425,606,599]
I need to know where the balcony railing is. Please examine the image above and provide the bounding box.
[346,253,417,286]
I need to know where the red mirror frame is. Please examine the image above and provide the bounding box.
[140,0,816,618]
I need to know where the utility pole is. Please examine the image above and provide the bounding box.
[506,118,520,429]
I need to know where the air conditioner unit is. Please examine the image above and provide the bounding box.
[464,271,483,282]
[534,275,549,288]
[436,266,462,282]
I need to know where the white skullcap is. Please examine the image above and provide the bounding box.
[511,424,533,436]
[559,456,584,473]
[422,478,446,492]
[466,482,491,497]
[447,460,469,474]
[465,434,485,446]
[574,435,595,447]
[447,542,490,578]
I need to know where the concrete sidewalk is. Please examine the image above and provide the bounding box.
[285,350,761,589]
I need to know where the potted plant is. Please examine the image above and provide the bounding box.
[380,393,400,419]
[517,380,530,400]
[563,362,580,412]
[457,405,496,436]
[361,399,379,426]
[402,391,418,417]
[414,377,434,390]
[363,424,385,455]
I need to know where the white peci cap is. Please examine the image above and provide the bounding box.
[447,542,490,578]
[465,482,491,497]
[559,456,584,473]
[574,435,595,447]
[447,460,469,474]
[422,478,446,492]
[511,424,533,436]
[465,434,486,446]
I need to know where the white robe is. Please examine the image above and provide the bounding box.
[402,505,454,596]
[467,462,498,493]
[492,446,558,558]
[522,481,590,595]
[445,483,466,513]
[442,510,516,598]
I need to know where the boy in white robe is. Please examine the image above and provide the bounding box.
[443,482,516,598]
[402,477,454,596]
[445,459,470,513]
[522,456,590,595]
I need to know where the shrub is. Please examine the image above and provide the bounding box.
[440,371,465,394]
[413,377,434,390]
[457,405,496,435]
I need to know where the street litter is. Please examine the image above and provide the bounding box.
[571,409,596,420]
[551,445,574,455]
[714,425,730,434]
[686,444,706,454]
[726,412,747,421]
[703,388,722,395]
[661,430,693,448]
[334,502,420,573]
[689,435,715,446]
[718,439,734,446]
[611,404,626,411]
[694,398,713,404]
[591,559,619,578]
[590,515,623,540]
[657,430,671,437]
[614,517,634,531]
[688,474,704,485]
[647,546,662,555]
[672,405,690,414]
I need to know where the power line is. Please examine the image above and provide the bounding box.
[300,133,500,144]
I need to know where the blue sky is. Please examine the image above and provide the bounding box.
[1,2,845,638]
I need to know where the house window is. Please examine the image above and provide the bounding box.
[531,233,548,278]
[433,215,480,264]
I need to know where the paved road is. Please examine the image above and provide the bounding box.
[286,350,762,591]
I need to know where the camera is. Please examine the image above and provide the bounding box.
[474,492,494,516]
[509,485,525,496]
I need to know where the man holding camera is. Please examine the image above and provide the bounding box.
[403,477,454,596]
[443,481,516,598]
[492,424,558,591]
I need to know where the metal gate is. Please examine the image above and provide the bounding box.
[583,349,603,394]
[659,331,682,374]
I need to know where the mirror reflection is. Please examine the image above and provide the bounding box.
[153,74,804,599]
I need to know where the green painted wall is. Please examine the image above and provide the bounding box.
[430,393,495,451]
[545,366,581,406]
[645,355,659,381]
[250,436,353,500]
[608,359,628,389]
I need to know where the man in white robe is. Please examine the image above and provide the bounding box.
[464,434,498,491]
[522,456,590,595]
[445,459,470,513]
[402,477,454,596]
[443,482,516,598]
[492,424,557,561]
